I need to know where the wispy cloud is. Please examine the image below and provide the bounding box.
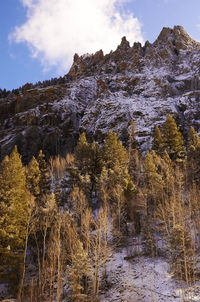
[10,0,144,73]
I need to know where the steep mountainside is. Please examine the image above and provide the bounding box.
[1,25,200,162]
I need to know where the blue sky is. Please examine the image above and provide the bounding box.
[1,0,200,91]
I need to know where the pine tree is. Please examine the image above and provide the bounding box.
[150,150,174,198]
[123,170,136,202]
[102,131,128,170]
[162,114,185,159]
[187,126,200,158]
[152,125,164,155]
[143,151,162,190]
[0,146,29,250]
[88,141,103,191]
[128,120,139,182]
[99,132,133,221]
[128,119,137,151]
[26,156,40,198]
[37,150,51,201]
[74,132,90,175]
[68,240,91,301]
[98,166,109,206]
[187,126,200,182]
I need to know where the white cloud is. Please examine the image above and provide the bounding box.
[10,0,144,73]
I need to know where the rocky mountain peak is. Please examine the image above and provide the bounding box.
[116,36,130,51]
[68,25,200,80]
[154,25,200,50]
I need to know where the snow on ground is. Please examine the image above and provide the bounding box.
[99,242,200,302]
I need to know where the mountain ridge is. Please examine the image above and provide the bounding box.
[68,25,200,79]
[1,25,200,162]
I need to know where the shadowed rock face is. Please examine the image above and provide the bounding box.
[1,25,200,162]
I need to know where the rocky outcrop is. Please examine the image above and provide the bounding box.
[1,25,200,161]
[155,25,200,51]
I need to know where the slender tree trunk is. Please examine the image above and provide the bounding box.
[17,224,29,302]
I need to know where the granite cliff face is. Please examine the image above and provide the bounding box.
[1,25,200,161]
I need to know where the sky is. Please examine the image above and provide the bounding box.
[1,0,200,91]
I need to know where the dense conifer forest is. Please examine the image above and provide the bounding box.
[1,115,200,301]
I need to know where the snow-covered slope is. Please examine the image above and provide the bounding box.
[99,242,200,302]
[1,25,200,160]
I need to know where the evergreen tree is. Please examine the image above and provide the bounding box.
[162,149,172,167]
[0,146,29,250]
[123,170,136,201]
[160,151,174,183]
[37,150,51,201]
[187,126,200,158]
[98,166,109,206]
[187,126,200,182]
[152,125,164,155]
[128,120,139,182]
[123,170,136,223]
[74,132,90,175]
[68,240,91,301]
[102,131,128,170]
[144,151,162,190]
[26,156,40,198]
[88,141,103,191]
[162,114,185,159]
[152,150,174,197]
[128,119,137,151]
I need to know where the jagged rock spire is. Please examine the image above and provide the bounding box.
[154,25,200,50]
[117,36,130,51]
